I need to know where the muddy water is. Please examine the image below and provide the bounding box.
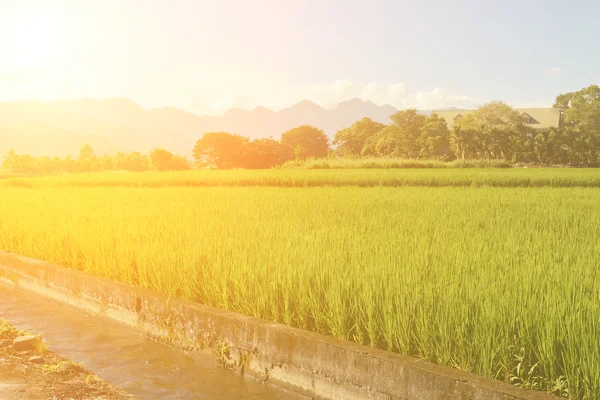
[0,288,303,400]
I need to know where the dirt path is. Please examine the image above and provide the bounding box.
[1,322,135,400]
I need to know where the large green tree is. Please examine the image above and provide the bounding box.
[239,138,295,169]
[2,149,17,171]
[193,132,248,169]
[78,144,96,172]
[113,152,150,172]
[360,109,428,157]
[452,102,524,160]
[418,113,452,159]
[554,85,600,164]
[561,85,600,132]
[281,125,329,159]
[389,109,427,158]
[361,125,401,156]
[2,150,38,174]
[150,148,190,171]
[333,117,385,156]
[150,148,174,171]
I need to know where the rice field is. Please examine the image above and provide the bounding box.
[3,168,600,189]
[0,171,599,398]
[281,156,513,169]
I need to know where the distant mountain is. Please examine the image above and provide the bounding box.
[214,98,398,140]
[0,97,462,157]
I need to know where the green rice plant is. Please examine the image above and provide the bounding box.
[280,157,513,169]
[0,183,599,398]
[3,168,600,189]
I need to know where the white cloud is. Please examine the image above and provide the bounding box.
[544,67,565,77]
[296,80,479,111]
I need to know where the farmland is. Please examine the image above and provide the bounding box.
[3,168,600,188]
[0,171,598,398]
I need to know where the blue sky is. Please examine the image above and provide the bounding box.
[1,0,598,114]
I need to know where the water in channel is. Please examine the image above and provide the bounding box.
[0,287,303,400]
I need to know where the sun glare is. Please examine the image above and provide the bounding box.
[2,12,66,71]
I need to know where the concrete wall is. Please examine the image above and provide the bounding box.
[0,251,557,400]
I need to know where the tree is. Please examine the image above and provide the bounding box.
[113,152,150,171]
[2,150,38,174]
[450,114,477,160]
[37,156,62,174]
[150,148,176,171]
[389,109,427,158]
[126,152,150,171]
[281,125,329,160]
[452,102,524,160]
[358,109,428,158]
[171,155,191,170]
[193,132,248,169]
[78,144,96,172]
[150,149,190,171]
[554,92,575,115]
[239,138,295,169]
[96,155,114,172]
[113,152,128,170]
[562,85,600,133]
[2,149,17,172]
[418,113,452,159]
[361,125,401,157]
[553,85,600,164]
[61,156,79,173]
[524,127,570,164]
[333,118,385,156]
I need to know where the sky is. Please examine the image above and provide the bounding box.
[1,0,599,116]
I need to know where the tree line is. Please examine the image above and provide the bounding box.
[2,125,330,174]
[2,147,190,174]
[192,84,600,167]
[192,125,328,169]
[334,85,600,165]
[3,85,600,174]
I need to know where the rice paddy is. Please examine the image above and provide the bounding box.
[0,171,598,398]
[3,168,600,189]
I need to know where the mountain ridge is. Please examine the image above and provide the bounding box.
[0,97,462,157]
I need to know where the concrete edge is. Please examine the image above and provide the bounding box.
[0,251,557,400]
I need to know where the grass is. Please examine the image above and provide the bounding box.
[43,360,85,375]
[0,320,25,339]
[0,320,46,354]
[0,172,598,398]
[34,338,49,354]
[3,168,600,189]
[281,157,513,169]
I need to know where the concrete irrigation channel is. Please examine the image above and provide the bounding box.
[0,251,558,400]
[0,286,301,399]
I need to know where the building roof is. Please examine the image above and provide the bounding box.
[433,108,561,130]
